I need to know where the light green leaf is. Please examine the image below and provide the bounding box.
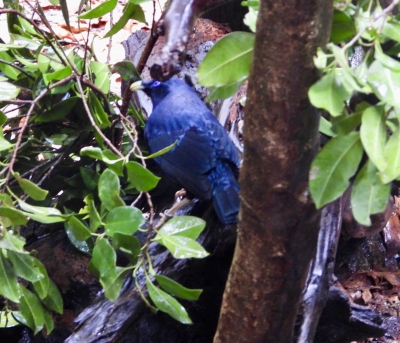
[308,70,351,116]
[197,32,254,87]
[91,238,116,278]
[0,206,28,226]
[67,215,92,241]
[382,20,400,42]
[351,160,390,226]
[104,206,144,236]
[19,286,44,334]
[155,274,202,300]
[0,229,26,252]
[0,311,21,327]
[156,233,209,259]
[146,275,192,324]
[90,61,110,93]
[0,81,20,100]
[381,118,400,183]
[0,252,20,303]
[159,216,206,240]
[0,128,14,151]
[83,194,102,231]
[101,266,127,301]
[98,169,125,211]
[14,172,48,201]
[367,60,400,107]
[125,161,160,192]
[309,132,363,208]
[206,82,241,102]
[360,106,387,172]
[8,251,46,283]
[78,0,117,19]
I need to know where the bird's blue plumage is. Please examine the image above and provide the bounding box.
[141,78,240,224]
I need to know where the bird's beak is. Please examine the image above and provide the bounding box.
[130,80,144,92]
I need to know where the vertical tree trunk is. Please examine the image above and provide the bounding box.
[213,1,334,342]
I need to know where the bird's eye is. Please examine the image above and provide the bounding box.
[153,81,161,87]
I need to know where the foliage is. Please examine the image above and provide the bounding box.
[198,0,399,227]
[0,0,206,334]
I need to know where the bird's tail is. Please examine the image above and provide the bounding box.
[210,162,240,225]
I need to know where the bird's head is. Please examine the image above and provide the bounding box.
[130,79,171,108]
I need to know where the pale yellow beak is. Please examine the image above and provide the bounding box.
[130,80,144,92]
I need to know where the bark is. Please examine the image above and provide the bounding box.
[213,1,334,342]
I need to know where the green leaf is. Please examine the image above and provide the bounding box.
[381,116,400,183]
[35,97,78,122]
[80,168,99,191]
[65,223,91,254]
[43,65,72,85]
[330,9,356,43]
[98,169,125,211]
[155,274,202,301]
[41,279,63,314]
[14,172,49,201]
[88,90,111,128]
[67,215,92,241]
[91,238,116,278]
[0,51,20,80]
[112,233,141,264]
[19,286,44,334]
[197,32,254,87]
[104,206,144,236]
[159,216,206,240]
[60,0,71,32]
[104,1,146,38]
[382,20,400,42]
[351,160,390,226]
[0,206,28,226]
[146,275,192,324]
[7,251,46,283]
[308,70,350,116]
[360,106,387,172]
[206,82,241,101]
[0,252,20,303]
[112,61,141,82]
[16,197,62,216]
[367,60,400,107]
[243,7,258,32]
[319,116,335,137]
[125,161,160,192]
[42,307,54,335]
[83,194,102,231]
[0,229,26,252]
[309,132,363,208]
[0,81,19,100]
[156,233,209,259]
[90,61,110,93]
[78,0,117,19]
[101,266,127,301]
[374,41,400,72]
[0,311,21,327]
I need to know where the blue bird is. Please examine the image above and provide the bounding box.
[130,78,240,224]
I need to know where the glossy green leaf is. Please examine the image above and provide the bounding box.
[367,60,400,107]
[156,233,209,259]
[59,0,70,32]
[0,81,19,100]
[14,172,48,201]
[360,106,387,172]
[43,65,72,85]
[351,160,390,226]
[309,132,363,208]
[382,20,400,42]
[308,71,351,116]
[0,311,20,327]
[90,61,110,93]
[16,197,62,216]
[159,216,206,240]
[375,41,400,72]
[89,90,111,128]
[32,262,50,299]
[0,51,20,80]
[155,274,202,300]
[91,238,116,277]
[0,229,26,252]
[80,168,99,191]
[104,206,144,236]
[319,116,335,137]
[41,279,63,314]
[65,223,91,254]
[98,169,125,211]
[83,194,102,231]
[8,251,46,283]
[0,252,20,303]
[197,32,254,87]
[104,1,146,38]
[67,215,92,241]
[146,275,192,324]
[78,0,117,19]
[125,161,160,192]
[42,307,54,334]
[19,286,44,334]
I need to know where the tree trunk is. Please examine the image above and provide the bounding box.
[213,1,334,342]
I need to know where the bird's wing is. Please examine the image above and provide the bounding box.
[147,128,218,199]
